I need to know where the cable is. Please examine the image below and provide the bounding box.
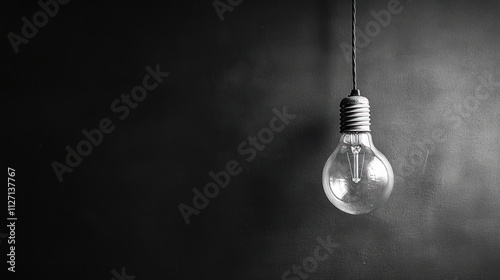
[352,0,357,91]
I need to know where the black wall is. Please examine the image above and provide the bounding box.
[4,0,500,279]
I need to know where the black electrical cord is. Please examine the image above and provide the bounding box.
[352,0,357,91]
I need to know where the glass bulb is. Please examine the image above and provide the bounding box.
[322,132,393,214]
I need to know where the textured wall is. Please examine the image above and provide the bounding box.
[4,0,499,279]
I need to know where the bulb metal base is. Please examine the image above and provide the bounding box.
[340,90,371,133]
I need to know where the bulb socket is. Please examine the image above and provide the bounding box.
[340,92,371,133]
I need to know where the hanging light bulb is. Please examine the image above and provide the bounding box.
[322,0,394,214]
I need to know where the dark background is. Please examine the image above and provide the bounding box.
[3,0,500,279]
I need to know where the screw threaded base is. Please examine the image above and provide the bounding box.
[340,95,371,133]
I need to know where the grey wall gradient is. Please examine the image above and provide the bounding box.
[4,0,499,279]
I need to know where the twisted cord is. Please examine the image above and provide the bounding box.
[352,0,357,90]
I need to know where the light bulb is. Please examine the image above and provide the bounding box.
[322,92,394,214]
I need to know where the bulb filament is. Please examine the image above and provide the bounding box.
[350,145,362,183]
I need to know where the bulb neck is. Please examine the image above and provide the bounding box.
[340,91,371,133]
